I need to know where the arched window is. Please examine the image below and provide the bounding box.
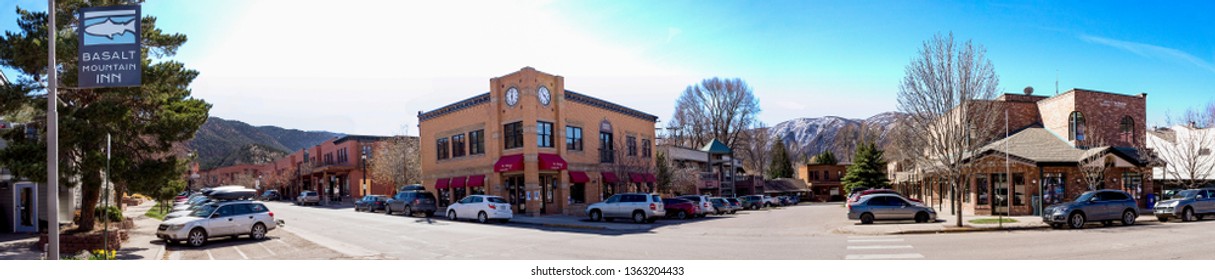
[1120,116,1134,143]
[1069,111,1085,141]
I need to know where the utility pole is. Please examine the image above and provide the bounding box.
[1002,109,1009,228]
[46,0,60,260]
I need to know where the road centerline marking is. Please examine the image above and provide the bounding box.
[847,245,914,250]
[846,253,924,260]
[847,239,904,243]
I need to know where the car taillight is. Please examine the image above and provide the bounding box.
[489,204,497,210]
[268,211,274,218]
[650,203,657,210]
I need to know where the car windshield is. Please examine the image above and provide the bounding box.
[191,204,218,218]
[1176,190,1200,199]
[486,197,508,203]
[1074,192,1097,202]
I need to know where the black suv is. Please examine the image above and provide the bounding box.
[386,191,439,217]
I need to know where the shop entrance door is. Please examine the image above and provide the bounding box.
[13,182,37,233]
[505,175,526,214]
[539,174,556,214]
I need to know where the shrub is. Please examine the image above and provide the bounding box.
[94,206,124,223]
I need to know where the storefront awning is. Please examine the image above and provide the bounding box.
[538,153,567,171]
[602,172,619,184]
[467,175,485,187]
[629,173,645,183]
[434,178,450,189]
[645,173,656,183]
[495,154,524,173]
[449,176,467,188]
[569,171,590,183]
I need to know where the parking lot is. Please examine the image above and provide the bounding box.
[162,225,359,260]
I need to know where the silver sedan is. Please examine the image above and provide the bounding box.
[847,194,936,224]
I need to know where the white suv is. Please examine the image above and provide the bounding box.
[157,200,277,247]
[678,195,716,218]
[586,193,665,224]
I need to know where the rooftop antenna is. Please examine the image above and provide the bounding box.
[1055,69,1059,95]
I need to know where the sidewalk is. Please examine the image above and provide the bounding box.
[835,208,1161,235]
[116,200,166,260]
[509,214,655,231]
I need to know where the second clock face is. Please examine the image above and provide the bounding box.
[505,87,519,106]
[538,86,551,105]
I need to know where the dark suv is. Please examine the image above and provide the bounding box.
[1043,190,1139,229]
[386,191,438,217]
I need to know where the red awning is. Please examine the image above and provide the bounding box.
[434,178,450,189]
[495,154,524,173]
[645,173,656,183]
[569,171,589,183]
[629,173,645,183]
[538,153,568,171]
[467,175,486,187]
[449,176,467,188]
[602,172,619,183]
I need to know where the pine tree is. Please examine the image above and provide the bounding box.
[766,138,794,179]
[841,141,890,195]
[656,151,673,194]
[813,151,838,165]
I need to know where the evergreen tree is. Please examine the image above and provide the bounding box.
[841,141,890,194]
[656,151,673,194]
[0,0,211,231]
[813,151,838,165]
[766,138,794,179]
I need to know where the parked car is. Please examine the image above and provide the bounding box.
[710,197,739,214]
[848,194,937,224]
[1043,190,1139,229]
[259,190,281,201]
[849,189,920,204]
[762,195,781,207]
[445,195,512,223]
[157,200,277,247]
[726,198,743,210]
[1154,188,1215,222]
[739,195,766,210]
[677,195,715,217]
[778,196,793,206]
[296,191,320,206]
[386,191,438,217]
[166,202,213,220]
[355,195,389,212]
[587,193,665,223]
[847,187,873,202]
[398,184,426,192]
[662,198,698,220]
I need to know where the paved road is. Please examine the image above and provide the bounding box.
[254,201,1215,260]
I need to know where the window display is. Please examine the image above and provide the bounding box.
[1043,173,1065,205]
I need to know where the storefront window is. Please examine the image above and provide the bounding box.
[454,187,467,202]
[1013,173,1026,206]
[570,183,586,204]
[992,174,1008,208]
[1043,173,1065,205]
[439,189,450,207]
[471,186,485,196]
[1123,172,1142,199]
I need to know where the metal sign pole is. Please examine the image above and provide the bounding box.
[46,0,60,260]
[103,133,110,258]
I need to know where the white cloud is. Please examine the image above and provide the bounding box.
[183,0,697,135]
[1080,35,1215,74]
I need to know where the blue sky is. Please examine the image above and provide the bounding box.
[3,0,1214,135]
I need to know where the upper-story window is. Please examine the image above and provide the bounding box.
[469,130,485,155]
[452,134,466,157]
[437,137,449,160]
[566,126,583,151]
[337,148,347,163]
[1069,111,1086,141]
[504,121,523,149]
[626,136,637,156]
[600,132,614,163]
[1120,116,1134,144]
[642,139,651,158]
[537,121,554,148]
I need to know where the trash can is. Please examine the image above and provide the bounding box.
[1031,195,1041,216]
[1146,193,1156,209]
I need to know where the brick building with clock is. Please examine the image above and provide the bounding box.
[418,67,658,216]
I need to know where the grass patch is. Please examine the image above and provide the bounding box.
[145,203,171,220]
[968,218,1018,224]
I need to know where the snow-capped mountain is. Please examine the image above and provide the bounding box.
[767,112,903,161]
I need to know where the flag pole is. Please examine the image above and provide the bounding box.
[46,0,61,260]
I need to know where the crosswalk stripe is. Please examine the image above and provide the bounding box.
[846,253,924,260]
[847,245,914,250]
[847,238,904,243]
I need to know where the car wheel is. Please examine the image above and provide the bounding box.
[589,210,602,222]
[632,211,646,224]
[860,213,874,225]
[250,223,267,240]
[448,210,458,221]
[384,206,392,215]
[1183,207,1195,222]
[354,206,361,212]
[676,211,688,220]
[1158,217,1168,222]
[1067,212,1086,229]
[188,228,207,247]
[915,212,929,223]
[404,206,413,217]
[477,212,489,224]
[751,205,760,210]
[1122,210,1136,226]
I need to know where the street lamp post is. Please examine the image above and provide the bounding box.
[362,145,368,196]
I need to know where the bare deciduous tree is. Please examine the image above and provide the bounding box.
[896,32,1003,227]
[738,122,772,176]
[671,78,761,149]
[369,136,422,188]
[1152,104,1215,189]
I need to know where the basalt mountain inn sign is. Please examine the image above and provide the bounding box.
[77,5,141,88]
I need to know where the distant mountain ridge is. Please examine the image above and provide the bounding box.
[187,117,344,169]
[767,112,902,162]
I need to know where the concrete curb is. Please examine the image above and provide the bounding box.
[894,225,1050,235]
[509,220,610,231]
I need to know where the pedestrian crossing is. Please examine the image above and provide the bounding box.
[844,236,924,260]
